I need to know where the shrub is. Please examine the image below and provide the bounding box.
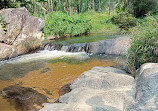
[44,11,91,38]
[132,0,157,18]
[127,16,158,76]
[110,12,137,30]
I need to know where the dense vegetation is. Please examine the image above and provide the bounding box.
[0,0,158,75]
[1,0,157,17]
[127,16,158,76]
[110,12,137,30]
[38,11,119,39]
[43,11,91,37]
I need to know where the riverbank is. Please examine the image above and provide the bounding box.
[33,11,119,41]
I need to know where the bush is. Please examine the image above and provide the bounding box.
[44,11,91,38]
[132,0,157,18]
[127,16,158,76]
[110,12,137,30]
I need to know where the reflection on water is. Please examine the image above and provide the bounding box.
[0,51,119,111]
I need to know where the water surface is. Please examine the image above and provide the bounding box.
[0,50,120,111]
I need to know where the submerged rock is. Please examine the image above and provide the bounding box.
[0,85,48,111]
[0,7,44,60]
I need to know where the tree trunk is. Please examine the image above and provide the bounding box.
[99,0,101,12]
[78,0,81,13]
[50,0,53,11]
[106,0,108,10]
[64,0,68,15]
[108,0,111,15]
[33,0,36,13]
[93,0,95,11]
[72,0,75,14]
[89,0,91,11]
[112,0,114,14]
[57,0,61,10]
[69,0,71,15]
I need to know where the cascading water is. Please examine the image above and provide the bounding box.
[43,43,90,53]
[3,50,89,64]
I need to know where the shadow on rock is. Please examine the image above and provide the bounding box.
[86,96,121,111]
[0,85,48,111]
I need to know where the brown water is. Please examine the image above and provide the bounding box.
[0,55,118,111]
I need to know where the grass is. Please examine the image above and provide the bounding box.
[82,11,119,34]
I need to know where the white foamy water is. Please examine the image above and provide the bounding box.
[0,50,89,64]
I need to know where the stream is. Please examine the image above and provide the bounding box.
[0,34,123,111]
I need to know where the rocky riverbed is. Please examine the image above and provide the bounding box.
[41,63,158,111]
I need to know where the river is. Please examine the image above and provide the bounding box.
[0,34,122,111]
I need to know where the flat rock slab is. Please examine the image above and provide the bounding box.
[41,66,135,111]
[41,63,158,111]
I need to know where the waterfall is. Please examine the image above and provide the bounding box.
[43,43,90,53]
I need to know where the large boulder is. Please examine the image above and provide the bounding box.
[0,7,44,60]
[40,67,135,111]
[88,36,131,55]
[0,7,29,44]
[126,63,158,111]
[0,43,18,60]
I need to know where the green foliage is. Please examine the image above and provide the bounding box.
[110,12,137,30]
[44,11,91,38]
[83,12,119,34]
[127,16,158,76]
[0,0,18,9]
[0,14,7,33]
[132,0,157,18]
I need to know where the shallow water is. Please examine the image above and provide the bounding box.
[0,50,119,111]
[52,33,122,45]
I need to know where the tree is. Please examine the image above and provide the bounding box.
[132,0,157,17]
